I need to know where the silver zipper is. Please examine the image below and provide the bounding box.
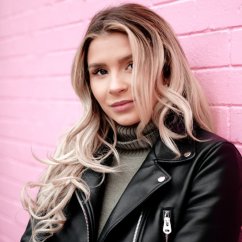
[132,211,143,242]
[75,191,90,242]
[163,210,172,242]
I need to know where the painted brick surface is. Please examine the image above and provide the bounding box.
[231,29,242,65]
[179,31,231,68]
[0,0,241,241]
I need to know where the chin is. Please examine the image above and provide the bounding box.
[114,118,140,127]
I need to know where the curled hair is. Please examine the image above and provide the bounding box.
[21,3,213,241]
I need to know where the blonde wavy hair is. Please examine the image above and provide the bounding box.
[21,3,213,241]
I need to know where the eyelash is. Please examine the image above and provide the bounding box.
[92,69,107,75]
[91,62,133,76]
[127,62,133,70]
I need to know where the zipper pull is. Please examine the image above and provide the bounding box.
[163,210,172,235]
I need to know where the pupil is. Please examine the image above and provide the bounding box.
[100,69,106,74]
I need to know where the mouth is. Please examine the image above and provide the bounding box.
[111,100,133,107]
[110,100,134,112]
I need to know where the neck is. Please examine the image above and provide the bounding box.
[115,122,159,151]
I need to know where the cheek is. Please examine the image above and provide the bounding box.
[90,82,105,105]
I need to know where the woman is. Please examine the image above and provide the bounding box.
[21,3,241,242]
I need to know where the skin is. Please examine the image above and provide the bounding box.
[88,32,140,126]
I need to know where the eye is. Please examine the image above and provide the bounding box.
[92,68,108,76]
[126,62,133,71]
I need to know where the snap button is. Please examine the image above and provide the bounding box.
[158,176,166,183]
[184,151,191,157]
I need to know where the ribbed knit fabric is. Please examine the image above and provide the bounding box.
[98,123,159,236]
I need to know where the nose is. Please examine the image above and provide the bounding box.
[109,72,128,95]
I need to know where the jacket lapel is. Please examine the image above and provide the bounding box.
[98,142,171,242]
[75,156,112,241]
[154,136,195,162]
[77,136,195,242]
[98,136,195,241]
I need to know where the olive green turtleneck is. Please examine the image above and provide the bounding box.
[98,123,159,235]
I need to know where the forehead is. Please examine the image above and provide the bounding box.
[87,32,132,64]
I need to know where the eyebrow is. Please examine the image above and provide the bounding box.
[88,54,133,70]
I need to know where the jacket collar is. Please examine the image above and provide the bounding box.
[154,136,195,163]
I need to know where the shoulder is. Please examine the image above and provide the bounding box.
[195,128,241,158]
[191,128,241,178]
[154,127,241,164]
[195,127,227,144]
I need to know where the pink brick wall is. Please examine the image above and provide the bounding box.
[0,0,241,241]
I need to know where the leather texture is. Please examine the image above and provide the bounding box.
[21,128,241,242]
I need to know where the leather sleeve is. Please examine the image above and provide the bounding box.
[20,220,32,242]
[19,191,88,242]
[174,141,241,242]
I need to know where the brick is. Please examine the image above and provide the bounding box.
[0,177,22,202]
[231,29,242,65]
[14,0,65,15]
[195,0,242,30]
[0,11,32,37]
[0,235,13,242]
[0,99,81,124]
[0,76,76,100]
[0,119,55,145]
[210,107,230,140]
[0,155,43,183]
[0,2,77,37]
[179,31,230,68]
[0,197,28,228]
[154,1,196,34]
[0,101,81,145]
[1,0,241,38]
[230,108,242,143]
[0,0,146,37]
[0,217,23,242]
[0,24,86,64]
[0,139,53,165]
[155,0,242,35]
[196,68,242,105]
[32,23,85,54]
[60,0,152,25]
[29,1,88,31]
[195,68,242,105]
[0,35,33,58]
[0,0,59,18]
[0,23,86,58]
[0,0,13,18]
[0,51,75,77]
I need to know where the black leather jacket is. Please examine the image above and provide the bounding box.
[21,128,241,242]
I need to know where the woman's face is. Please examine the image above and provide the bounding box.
[87,32,140,126]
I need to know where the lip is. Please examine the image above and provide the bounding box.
[111,100,133,107]
[110,100,134,112]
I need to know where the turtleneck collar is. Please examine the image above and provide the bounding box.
[115,122,160,151]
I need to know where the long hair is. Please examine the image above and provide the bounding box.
[21,3,213,241]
